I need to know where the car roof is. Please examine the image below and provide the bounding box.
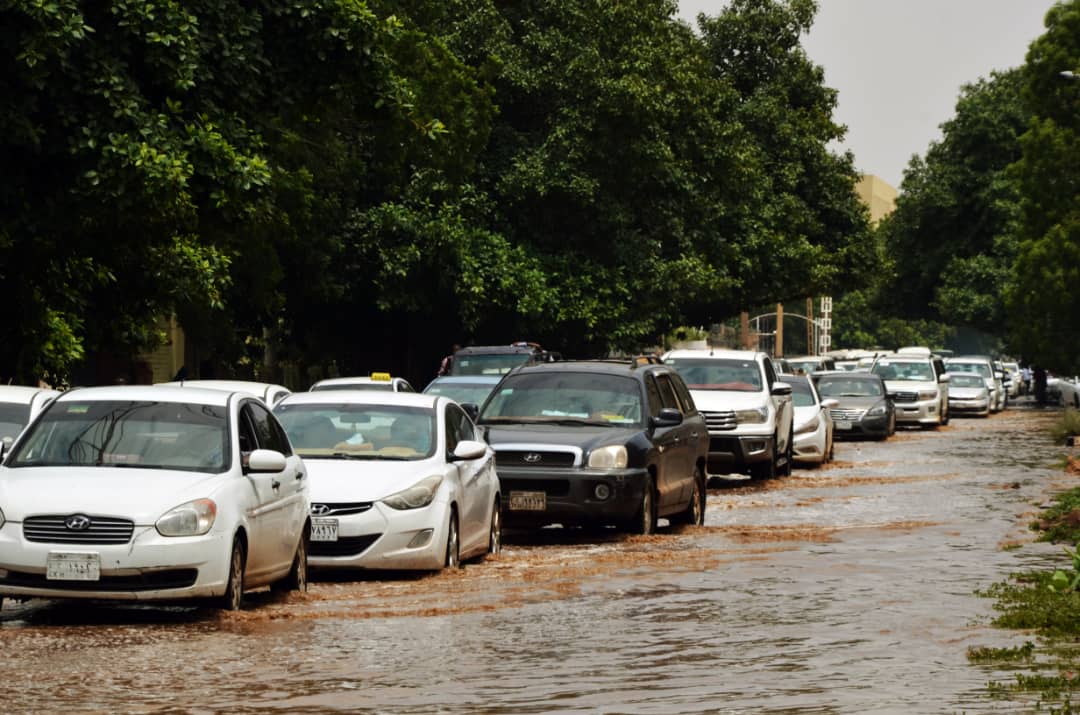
[946,355,992,362]
[312,376,408,386]
[0,385,61,404]
[277,390,439,409]
[454,345,540,355]
[504,359,669,376]
[663,348,763,361]
[812,371,881,380]
[60,385,234,406]
[424,376,502,386]
[156,379,289,396]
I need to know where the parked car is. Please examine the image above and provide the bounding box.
[946,373,991,417]
[0,385,61,445]
[812,372,895,440]
[944,356,1004,412]
[786,356,837,375]
[0,385,309,611]
[787,375,837,465]
[310,373,415,393]
[870,353,950,428]
[422,375,501,413]
[449,343,561,376]
[477,359,707,534]
[1002,361,1022,398]
[1048,375,1080,408]
[157,379,292,406]
[274,391,499,570]
[662,349,794,480]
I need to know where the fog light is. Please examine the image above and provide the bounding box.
[594,483,611,500]
[407,529,434,548]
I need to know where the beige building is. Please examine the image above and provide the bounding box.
[855,174,897,224]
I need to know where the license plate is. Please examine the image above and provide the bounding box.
[835,420,852,430]
[310,518,339,542]
[46,552,100,581]
[509,491,546,511]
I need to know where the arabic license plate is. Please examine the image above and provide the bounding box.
[835,420,852,430]
[509,491,546,511]
[310,518,339,542]
[46,552,100,581]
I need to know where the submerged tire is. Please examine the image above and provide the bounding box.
[444,510,461,569]
[630,476,657,535]
[672,467,706,527]
[217,538,245,611]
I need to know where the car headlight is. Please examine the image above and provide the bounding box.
[918,390,938,402]
[156,498,217,537]
[795,415,820,435]
[588,445,628,469]
[735,407,768,424]
[867,403,888,417]
[382,475,443,510]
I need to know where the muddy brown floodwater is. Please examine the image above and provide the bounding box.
[1,404,1074,713]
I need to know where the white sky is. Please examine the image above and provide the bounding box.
[677,0,1059,189]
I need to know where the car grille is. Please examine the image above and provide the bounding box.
[500,478,570,497]
[0,568,197,592]
[495,450,576,468]
[701,410,737,431]
[890,391,918,403]
[830,408,866,421]
[309,533,381,558]
[23,515,134,545]
[310,502,373,517]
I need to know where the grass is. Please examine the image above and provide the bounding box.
[1032,486,1080,545]
[1050,408,1080,445]
[967,641,1035,663]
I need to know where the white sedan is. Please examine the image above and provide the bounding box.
[273,391,500,570]
[788,375,837,465]
[0,385,309,610]
[0,385,61,444]
[156,379,292,406]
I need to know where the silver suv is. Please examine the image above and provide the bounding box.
[662,349,794,479]
[870,353,950,428]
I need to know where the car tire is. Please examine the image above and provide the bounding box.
[218,538,245,611]
[940,401,950,426]
[272,533,308,594]
[672,466,706,526]
[778,430,794,476]
[484,498,501,557]
[630,476,657,535]
[444,510,461,569]
[750,441,777,480]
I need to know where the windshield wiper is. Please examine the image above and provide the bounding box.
[327,452,410,461]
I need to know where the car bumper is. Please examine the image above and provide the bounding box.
[949,398,990,415]
[832,412,890,438]
[892,399,940,425]
[495,465,650,527]
[308,501,450,570]
[793,423,828,463]
[0,523,229,601]
[705,433,775,476]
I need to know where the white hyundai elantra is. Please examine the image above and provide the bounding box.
[0,386,309,610]
[274,391,500,570]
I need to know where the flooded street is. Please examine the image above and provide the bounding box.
[2,404,1073,713]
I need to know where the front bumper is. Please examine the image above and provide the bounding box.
[949,397,990,415]
[0,523,229,601]
[705,433,775,476]
[832,410,891,439]
[495,465,650,527]
[793,422,828,463]
[308,501,449,570]
[892,399,940,425]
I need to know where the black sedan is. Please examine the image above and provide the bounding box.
[812,372,895,440]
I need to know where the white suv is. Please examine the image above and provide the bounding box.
[662,349,794,479]
[871,353,950,428]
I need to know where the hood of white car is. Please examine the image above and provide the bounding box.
[882,380,937,393]
[0,466,224,522]
[688,390,768,412]
[301,458,439,502]
[793,404,819,430]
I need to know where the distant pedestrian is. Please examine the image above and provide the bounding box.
[1021,366,1032,396]
[437,344,461,377]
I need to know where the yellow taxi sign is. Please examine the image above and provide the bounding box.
[370,372,392,382]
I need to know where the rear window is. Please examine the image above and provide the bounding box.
[663,358,763,392]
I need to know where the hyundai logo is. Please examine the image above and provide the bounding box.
[310,504,332,516]
[64,514,92,531]
[523,453,542,463]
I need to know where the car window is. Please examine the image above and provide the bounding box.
[245,402,292,455]
[787,377,817,407]
[670,374,697,414]
[816,377,883,397]
[645,375,663,418]
[654,373,681,412]
[275,403,436,460]
[763,358,777,386]
[0,401,31,442]
[445,404,475,453]
[480,372,642,426]
[664,358,764,392]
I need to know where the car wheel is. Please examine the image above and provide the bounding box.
[888,413,896,436]
[750,440,777,480]
[444,510,461,569]
[778,430,794,476]
[940,401,949,426]
[630,475,657,535]
[486,498,502,556]
[672,466,706,526]
[272,533,308,594]
[218,538,245,611]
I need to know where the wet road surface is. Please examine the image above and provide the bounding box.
[1,404,1071,713]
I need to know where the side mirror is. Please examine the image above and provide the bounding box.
[245,449,287,474]
[460,402,480,422]
[821,399,840,409]
[450,439,487,461]
[771,382,793,396]
[938,373,951,383]
[994,371,1004,380]
[650,407,683,429]
[0,435,12,460]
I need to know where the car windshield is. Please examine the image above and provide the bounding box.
[7,401,229,472]
[312,382,394,392]
[949,374,986,388]
[946,362,992,379]
[424,382,498,405]
[871,361,935,381]
[450,353,533,376]
[816,377,883,398]
[663,358,763,392]
[479,372,642,426]
[0,401,31,442]
[787,377,817,407]
[275,403,435,460]
[788,360,823,374]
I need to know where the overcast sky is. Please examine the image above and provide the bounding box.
[677,0,1059,189]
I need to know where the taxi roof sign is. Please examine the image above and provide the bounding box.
[370,372,392,382]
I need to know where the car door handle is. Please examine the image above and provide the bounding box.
[272,480,281,490]
[296,472,305,481]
